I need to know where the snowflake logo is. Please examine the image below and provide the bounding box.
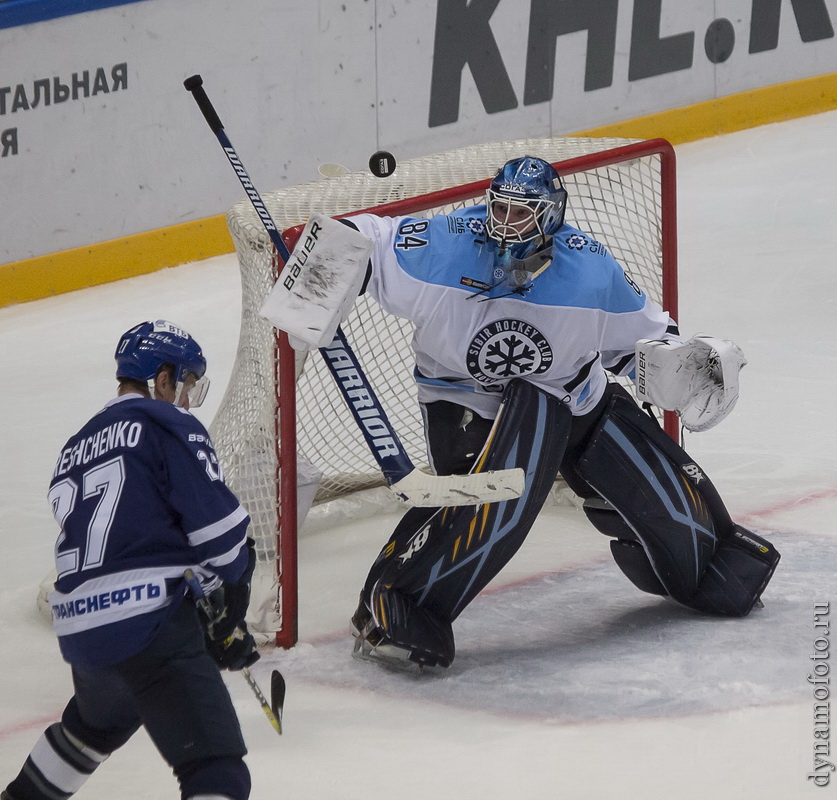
[467,319,553,384]
[566,234,588,250]
[485,335,537,376]
[467,217,485,235]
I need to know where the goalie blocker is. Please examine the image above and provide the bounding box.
[259,212,373,350]
[355,381,780,669]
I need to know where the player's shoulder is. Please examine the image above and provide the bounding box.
[430,204,488,240]
[52,395,215,482]
[367,206,485,287]
[134,397,208,432]
[417,206,488,258]
[553,224,614,262]
[351,207,486,248]
[547,225,646,311]
[99,395,209,439]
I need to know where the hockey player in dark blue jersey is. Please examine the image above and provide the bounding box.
[4,321,256,800]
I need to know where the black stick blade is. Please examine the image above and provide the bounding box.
[270,670,286,733]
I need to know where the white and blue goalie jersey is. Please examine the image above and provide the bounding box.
[350,207,679,419]
[47,394,250,669]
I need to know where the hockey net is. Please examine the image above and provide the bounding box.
[213,136,678,647]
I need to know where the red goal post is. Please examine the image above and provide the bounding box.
[216,137,678,648]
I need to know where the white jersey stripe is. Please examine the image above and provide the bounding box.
[186,504,249,546]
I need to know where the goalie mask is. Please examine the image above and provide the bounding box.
[486,156,568,264]
[115,320,210,408]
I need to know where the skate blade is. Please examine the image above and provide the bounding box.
[352,635,424,675]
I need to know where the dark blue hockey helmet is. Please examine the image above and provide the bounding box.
[115,320,209,407]
[486,156,568,255]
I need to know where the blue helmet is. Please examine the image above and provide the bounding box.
[485,156,568,256]
[115,320,209,407]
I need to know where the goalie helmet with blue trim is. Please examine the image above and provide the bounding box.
[485,156,568,260]
[115,320,209,407]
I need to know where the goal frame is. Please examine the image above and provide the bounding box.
[270,137,678,648]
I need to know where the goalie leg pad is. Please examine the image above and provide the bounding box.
[609,539,669,597]
[387,380,571,621]
[358,505,441,603]
[582,495,638,540]
[577,394,726,604]
[687,525,780,616]
[582,496,667,596]
[576,395,779,614]
[370,584,455,668]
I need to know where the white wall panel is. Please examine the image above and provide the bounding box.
[0,0,834,263]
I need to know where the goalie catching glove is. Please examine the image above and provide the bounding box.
[635,335,747,432]
[259,212,373,350]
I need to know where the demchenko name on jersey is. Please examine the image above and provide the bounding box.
[320,340,401,460]
[53,419,143,477]
[223,146,276,232]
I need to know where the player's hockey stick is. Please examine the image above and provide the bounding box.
[270,669,286,729]
[183,570,283,735]
[184,74,524,506]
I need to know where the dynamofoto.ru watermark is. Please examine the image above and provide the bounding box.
[807,602,833,787]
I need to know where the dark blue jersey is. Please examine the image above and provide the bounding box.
[47,394,251,668]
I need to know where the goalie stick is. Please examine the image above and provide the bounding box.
[183,570,283,735]
[184,74,524,507]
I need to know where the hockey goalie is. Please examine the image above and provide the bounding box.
[262,155,780,671]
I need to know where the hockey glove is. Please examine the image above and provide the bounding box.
[635,335,747,432]
[259,213,373,350]
[203,539,257,642]
[206,624,260,672]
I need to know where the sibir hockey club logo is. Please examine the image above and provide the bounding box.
[466,217,485,235]
[566,234,588,250]
[467,319,553,384]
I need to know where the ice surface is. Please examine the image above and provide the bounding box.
[2,111,836,799]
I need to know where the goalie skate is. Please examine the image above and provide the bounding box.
[350,602,423,673]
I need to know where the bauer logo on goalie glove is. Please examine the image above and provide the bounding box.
[634,336,746,432]
[282,220,323,292]
[259,214,373,350]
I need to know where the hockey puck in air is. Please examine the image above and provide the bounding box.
[368,150,397,178]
